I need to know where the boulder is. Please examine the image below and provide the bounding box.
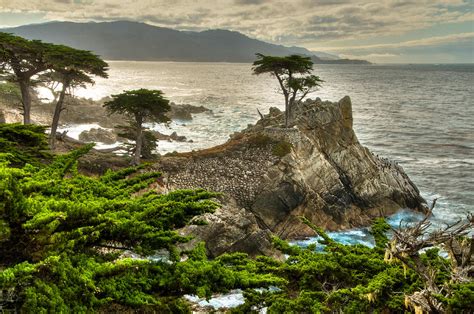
[149,130,189,142]
[178,196,281,259]
[170,131,187,142]
[168,103,212,121]
[79,128,117,144]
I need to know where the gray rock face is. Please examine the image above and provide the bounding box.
[155,96,427,254]
[246,96,426,238]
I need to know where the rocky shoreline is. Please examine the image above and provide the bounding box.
[0,94,212,128]
[0,94,211,147]
[157,96,427,256]
[1,92,428,258]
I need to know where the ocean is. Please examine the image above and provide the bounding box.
[58,61,473,239]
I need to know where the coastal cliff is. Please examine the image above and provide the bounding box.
[155,96,426,255]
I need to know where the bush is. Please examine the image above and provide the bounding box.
[0,123,51,166]
[0,141,281,312]
[272,141,292,157]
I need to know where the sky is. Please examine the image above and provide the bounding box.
[0,0,473,63]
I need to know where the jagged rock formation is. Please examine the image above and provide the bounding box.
[159,96,427,251]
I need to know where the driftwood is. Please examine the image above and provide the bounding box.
[385,199,473,313]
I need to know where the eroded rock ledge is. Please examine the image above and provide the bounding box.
[154,96,427,256]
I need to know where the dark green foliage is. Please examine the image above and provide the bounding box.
[104,89,171,125]
[0,140,281,312]
[272,141,292,157]
[0,123,50,166]
[369,217,390,249]
[40,45,108,149]
[0,32,57,124]
[0,146,219,260]
[232,219,472,313]
[252,54,314,76]
[442,282,474,311]
[104,89,171,164]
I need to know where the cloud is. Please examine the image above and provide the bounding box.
[0,0,473,55]
[234,0,266,4]
[351,53,398,58]
[320,32,474,51]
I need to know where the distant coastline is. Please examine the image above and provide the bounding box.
[1,20,370,64]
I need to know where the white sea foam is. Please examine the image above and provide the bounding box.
[56,124,123,150]
[184,290,245,310]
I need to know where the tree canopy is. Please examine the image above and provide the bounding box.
[40,45,108,149]
[0,32,53,124]
[104,89,171,165]
[0,32,108,128]
[252,53,323,127]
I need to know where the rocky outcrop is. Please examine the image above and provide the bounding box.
[0,94,211,127]
[156,96,427,248]
[150,130,191,142]
[246,96,427,238]
[178,196,281,259]
[168,103,212,121]
[79,128,117,144]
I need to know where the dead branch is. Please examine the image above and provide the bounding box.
[386,201,473,313]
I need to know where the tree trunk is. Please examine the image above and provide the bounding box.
[285,72,293,128]
[49,84,68,150]
[134,125,143,165]
[19,80,32,124]
[274,72,290,128]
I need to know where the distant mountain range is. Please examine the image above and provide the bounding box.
[2,21,369,64]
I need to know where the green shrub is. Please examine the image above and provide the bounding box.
[0,144,281,312]
[0,123,50,166]
[272,141,292,157]
[247,134,272,147]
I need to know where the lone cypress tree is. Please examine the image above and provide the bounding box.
[104,89,170,165]
[252,53,323,127]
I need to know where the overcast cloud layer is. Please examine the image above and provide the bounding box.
[0,0,473,63]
